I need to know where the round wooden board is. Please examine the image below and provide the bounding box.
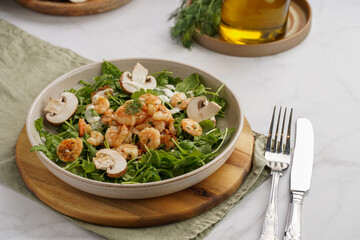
[15,0,131,16]
[194,0,312,57]
[16,119,253,228]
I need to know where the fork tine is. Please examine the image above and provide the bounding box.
[272,107,282,153]
[284,108,293,155]
[277,108,287,153]
[265,106,276,152]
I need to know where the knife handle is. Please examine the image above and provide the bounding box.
[283,191,304,240]
[260,171,280,240]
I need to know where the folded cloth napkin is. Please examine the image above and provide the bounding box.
[0,19,270,240]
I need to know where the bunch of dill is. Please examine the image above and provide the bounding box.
[169,0,222,48]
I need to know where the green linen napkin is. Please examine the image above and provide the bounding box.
[0,19,270,240]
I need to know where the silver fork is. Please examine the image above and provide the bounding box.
[260,106,293,240]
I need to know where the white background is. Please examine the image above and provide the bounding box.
[1,0,360,239]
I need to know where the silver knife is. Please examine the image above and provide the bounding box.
[283,118,314,240]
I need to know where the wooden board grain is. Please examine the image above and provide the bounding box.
[15,0,131,16]
[15,118,254,227]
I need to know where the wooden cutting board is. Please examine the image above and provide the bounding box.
[15,0,131,16]
[15,118,253,227]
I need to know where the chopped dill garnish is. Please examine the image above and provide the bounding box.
[125,99,143,115]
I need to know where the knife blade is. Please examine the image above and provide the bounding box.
[284,118,314,240]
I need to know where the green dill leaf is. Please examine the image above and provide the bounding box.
[124,99,143,115]
[169,0,222,48]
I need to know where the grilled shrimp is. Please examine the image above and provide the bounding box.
[79,119,92,137]
[170,92,193,110]
[177,97,194,110]
[114,104,137,126]
[101,108,114,125]
[136,117,166,132]
[87,131,104,146]
[139,94,161,106]
[135,110,148,125]
[57,138,83,162]
[167,118,177,135]
[181,119,202,136]
[105,125,129,147]
[152,105,172,122]
[170,92,187,107]
[114,100,146,126]
[114,144,140,160]
[93,95,110,115]
[139,127,161,150]
[161,129,176,151]
[123,128,133,144]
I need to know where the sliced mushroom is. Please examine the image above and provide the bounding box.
[44,92,78,125]
[93,149,127,178]
[119,63,157,94]
[186,96,222,122]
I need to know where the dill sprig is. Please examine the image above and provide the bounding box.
[125,99,143,115]
[169,0,222,48]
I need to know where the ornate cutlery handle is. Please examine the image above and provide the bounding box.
[283,191,304,240]
[260,171,280,240]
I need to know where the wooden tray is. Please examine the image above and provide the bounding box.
[15,0,131,16]
[194,0,312,57]
[15,119,253,227]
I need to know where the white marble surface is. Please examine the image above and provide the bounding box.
[1,0,359,239]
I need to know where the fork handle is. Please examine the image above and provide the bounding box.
[283,191,304,240]
[260,171,280,240]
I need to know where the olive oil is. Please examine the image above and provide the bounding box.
[219,0,291,44]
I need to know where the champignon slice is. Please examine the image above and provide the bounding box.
[44,92,78,125]
[186,96,222,122]
[93,149,127,178]
[132,63,148,84]
[93,155,114,170]
[119,63,157,94]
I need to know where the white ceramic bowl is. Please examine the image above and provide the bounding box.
[26,58,243,199]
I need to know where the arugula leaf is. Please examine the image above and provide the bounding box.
[155,71,182,86]
[75,86,93,105]
[102,60,122,79]
[34,117,49,137]
[179,140,195,151]
[30,144,57,160]
[91,173,105,182]
[83,140,97,159]
[131,88,161,99]
[175,73,200,92]
[82,160,96,173]
[34,118,44,132]
[209,96,226,118]
[193,84,206,96]
[199,120,215,134]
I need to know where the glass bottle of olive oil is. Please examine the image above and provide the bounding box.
[219,0,291,44]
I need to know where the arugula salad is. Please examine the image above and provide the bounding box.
[31,61,234,184]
